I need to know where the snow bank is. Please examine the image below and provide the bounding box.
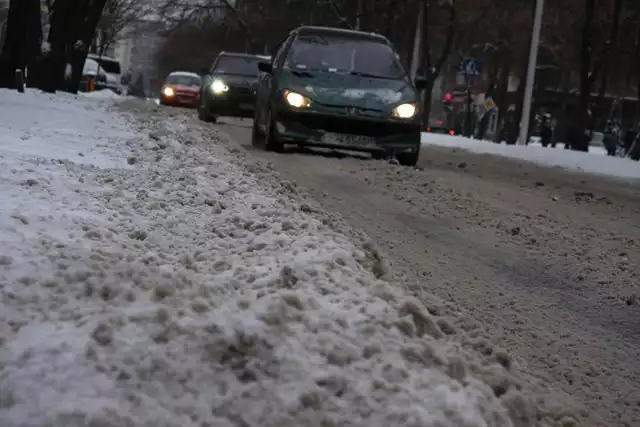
[1,92,545,426]
[80,88,123,100]
[422,133,639,180]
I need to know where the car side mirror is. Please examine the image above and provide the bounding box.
[258,62,273,74]
[414,76,428,91]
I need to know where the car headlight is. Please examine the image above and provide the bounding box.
[392,103,417,119]
[211,79,229,94]
[284,90,311,108]
[162,86,174,97]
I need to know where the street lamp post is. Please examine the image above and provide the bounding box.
[518,0,545,146]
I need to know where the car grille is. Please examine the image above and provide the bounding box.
[229,86,255,101]
[314,102,383,118]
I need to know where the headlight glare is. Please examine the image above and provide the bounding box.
[393,103,417,119]
[162,86,174,97]
[211,79,229,94]
[284,90,310,108]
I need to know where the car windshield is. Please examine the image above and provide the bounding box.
[90,57,121,74]
[213,56,262,76]
[166,74,201,86]
[285,34,405,79]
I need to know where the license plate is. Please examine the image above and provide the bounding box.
[321,132,376,147]
[239,103,254,110]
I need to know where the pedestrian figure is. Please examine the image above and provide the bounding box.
[602,119,619,156]
[540,113,553,147]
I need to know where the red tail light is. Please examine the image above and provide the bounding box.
[427,127,432,132]
[449,130,455,135]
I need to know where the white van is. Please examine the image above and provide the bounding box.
[84,53,124,94]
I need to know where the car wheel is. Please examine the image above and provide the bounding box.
[251,113,263,147]
[264,107,283,152]
[198,93,212,122]
[198,98,208,121]
[396,149,420,167]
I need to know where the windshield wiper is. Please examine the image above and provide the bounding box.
[350,71,397,80]
[291,69,313,77]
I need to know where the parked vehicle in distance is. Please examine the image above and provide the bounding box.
[426,121,455,136]
[251,26,427,166]
[198,52,271,123]
[160,71,203,108]
[80,58,109,92]
[85,54,124,94]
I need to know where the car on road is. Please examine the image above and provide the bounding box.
[251,26,428,166]
[426,122,456,136]
[198,52,271,123]
[160,71,203,108]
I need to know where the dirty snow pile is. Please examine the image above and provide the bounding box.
[1,90,540,427]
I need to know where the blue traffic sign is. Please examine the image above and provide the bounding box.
[458,58,483,76]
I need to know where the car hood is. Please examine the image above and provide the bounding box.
[281,71,417,110]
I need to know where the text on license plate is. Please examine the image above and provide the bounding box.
[321,132,376,147]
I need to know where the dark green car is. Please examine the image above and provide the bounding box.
[252,26,427,166]
[198,52,271,123]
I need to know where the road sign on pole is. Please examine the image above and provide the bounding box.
[457,58,483,77]
[484,97,497,111]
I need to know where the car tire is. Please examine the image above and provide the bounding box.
[198,93,213,122]
[198,100,208,121]
[264,108,283,152]
[396,149,420,167]
[251,117,263,147]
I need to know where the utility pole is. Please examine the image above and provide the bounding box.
[410,0,425,79]
[518,0,544,145]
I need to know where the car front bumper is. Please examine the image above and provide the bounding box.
[205,86,256,117]
[273,109,421,153]
[161,93,199,107]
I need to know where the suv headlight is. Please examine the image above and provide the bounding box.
[210,79,229,94]
[392,103,417,119]
[284,90,311,108]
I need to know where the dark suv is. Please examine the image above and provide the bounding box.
[198,52,271,123]
[251,26,427,166]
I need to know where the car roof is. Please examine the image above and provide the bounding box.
[290,26,390,44]
[167,71,201,78]
[217,51,271,60]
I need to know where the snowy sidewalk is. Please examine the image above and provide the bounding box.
[1,90,557,426]
[422,133,640,181]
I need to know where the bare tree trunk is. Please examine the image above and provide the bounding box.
[44,0,108,93]
[421,0,456,123]
[383,0,402,37]
[573,0,622,151]
[493,51,511,142]
[0,0,40,89]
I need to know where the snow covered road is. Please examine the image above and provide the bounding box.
[0,91,571,426]
[213,116,640,427]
